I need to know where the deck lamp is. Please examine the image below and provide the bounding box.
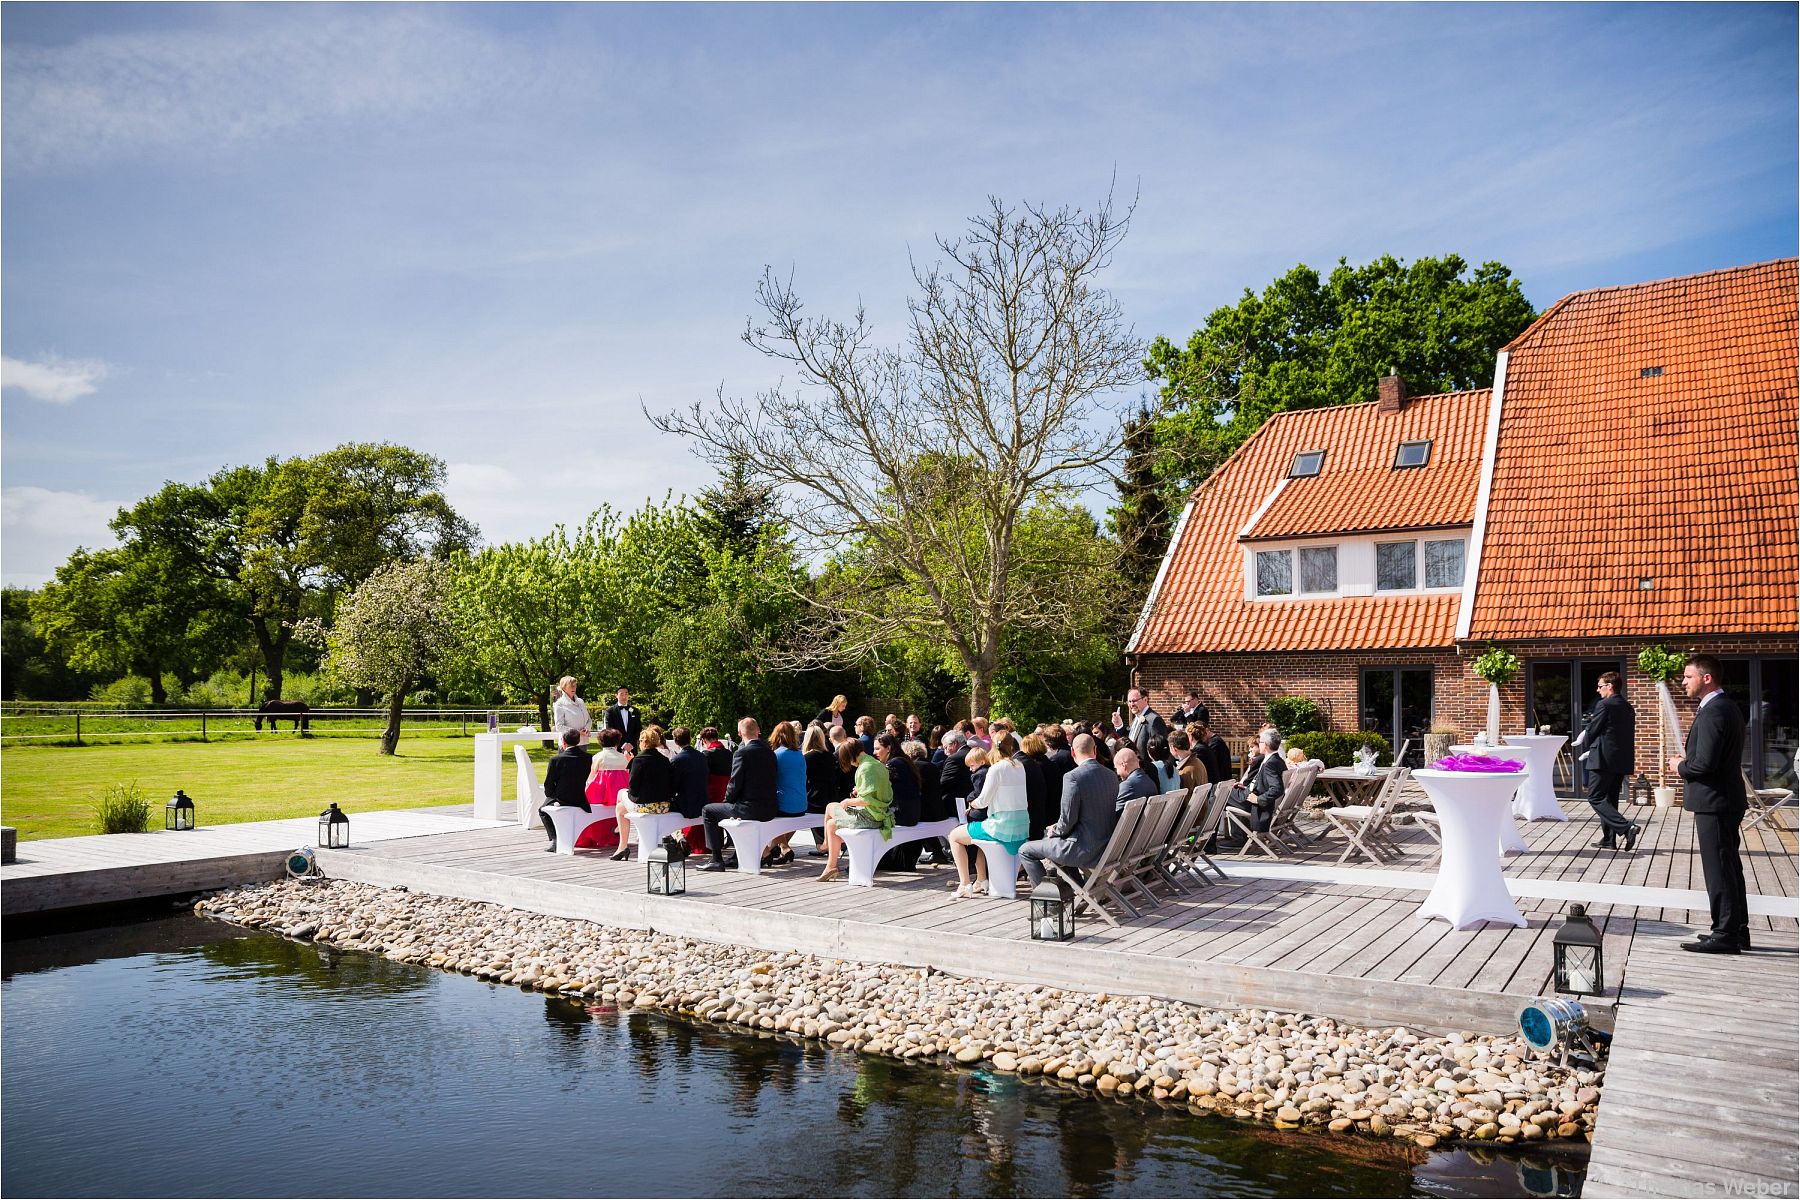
[1630,773,1653,806]
[1552,903,1604,995]
[318,802,350,849]
[1029,878,1075,942]
[166,789,196,831]
[646,835,688,896]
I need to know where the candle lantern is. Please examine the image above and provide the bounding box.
[166,789,196,831]
[318,802,350,849]
[1553,903,1604,995]
[1029,877,1075,941]
[647,836,688,896]
[1630,773,1653,806]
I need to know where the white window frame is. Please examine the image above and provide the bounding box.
[1254,549,1293,596]
[1243,528,1472,601]
[1375,540,1417,591]
[1298,545,1339,594]
[1423,537,1467,589]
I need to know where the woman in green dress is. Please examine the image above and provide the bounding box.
[817,738,893,882]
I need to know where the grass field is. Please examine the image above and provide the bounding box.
[1,736,551,840]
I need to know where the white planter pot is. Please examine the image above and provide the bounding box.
[1485,684,1502,746]
[1654,786,1676,809]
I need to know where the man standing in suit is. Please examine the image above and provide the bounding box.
[1172,690,1209,729]
[1669,654,1751,953]
[700,717,779,872]
[1111,687,1169,763]
[538,729,593,851]
[603,687,643,749]
[1112,747,1160,809]
[1019,735,1119,886]
[1573,671,1639,851]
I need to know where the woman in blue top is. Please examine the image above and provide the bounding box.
[764,721,809,867]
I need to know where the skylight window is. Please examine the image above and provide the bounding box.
[1394,440,1432,469]
[1289,450,1325,478]
[1640,366,1664,378]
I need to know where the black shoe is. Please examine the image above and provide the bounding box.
[698,859,732,873]
[1592,837,1616,849]
[544,843,558,853]
[609,848,632,862]
[1737,934,1755,951]
[1681,937,1740,954]
[773,849,795,867]
[1621,824,1641,852]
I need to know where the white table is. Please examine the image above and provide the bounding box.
[473,731,558,824]
[1413,768,1529,929]
[1497,733,1569,821]
[1452,744,1546,848]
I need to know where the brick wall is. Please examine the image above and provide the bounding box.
[1135,633,1796,781]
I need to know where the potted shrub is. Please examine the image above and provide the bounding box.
[1471,645,1522,745]
[1637,644,1686,808]
[1424,724,1460,766]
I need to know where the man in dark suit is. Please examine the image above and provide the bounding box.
[1111,687,1169,763]
[1574,671,1639,850]
[538,729,593,850]
[1195,721,1234,784]
[700,717,779,871]
[1669,654,1751,953]
[1171,690,1209,729]
[1044,727,1076,787]
[1019,735,1120,886]
[603,687,643,749]
[936,730,973,807]
[1112,747,1160,810]
[668,726,711,821]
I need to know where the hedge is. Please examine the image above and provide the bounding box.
[1285,730,1393,768]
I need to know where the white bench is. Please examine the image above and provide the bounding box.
[514,745,616,854]
[721,813,825,875]
[630,808,704,858]
[840,798,968,888]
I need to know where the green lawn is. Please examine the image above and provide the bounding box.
[1,736,547,840]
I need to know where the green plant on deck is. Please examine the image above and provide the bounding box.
[94,781,153,834]
[1471,645,1521,687]
[1265,695,1324,737]
[1636,644,1686,685]
[1285,731,1393,768]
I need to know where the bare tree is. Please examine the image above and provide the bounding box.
[651,195,1144,717]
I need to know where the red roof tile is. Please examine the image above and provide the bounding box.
[1465,259,1798,640]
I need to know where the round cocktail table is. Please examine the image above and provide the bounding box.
[1496,733,1569,821]
[1413,768,1530,929]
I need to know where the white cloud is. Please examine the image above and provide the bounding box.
[2,355,109,403]
[0,487,121,586]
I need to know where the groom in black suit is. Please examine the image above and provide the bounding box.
[1668,653,1750,953]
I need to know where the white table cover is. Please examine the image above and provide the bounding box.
[1450,745,1536,852]
[1497,733,1569,821]
[1413,768,1529,929]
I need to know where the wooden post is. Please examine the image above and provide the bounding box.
[75,710,82,745]
[201,711,208,742]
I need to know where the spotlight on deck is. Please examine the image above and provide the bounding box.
[1518,997,1609,1068]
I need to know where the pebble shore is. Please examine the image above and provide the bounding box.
[196,879,1601,1148]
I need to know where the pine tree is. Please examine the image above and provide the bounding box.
[1109,404,1171,596]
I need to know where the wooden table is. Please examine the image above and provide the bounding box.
[1316,767,1391,805]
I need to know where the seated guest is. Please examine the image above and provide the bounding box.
[802,723,839,814]
[763,720,810,868]
[905,713,925,744]
[937,729,972,807]
[853,714,877,754]
[1019,734,1119,887]
[965,746,991,802]
[1146,734,1178,792]
[580,728,632,850]
[946,731,1029,898]
[817,738,893,882]
[970,716,993,748]
[1226,729,1286,835]
[539,729,593,851]
[906,739,952,865]
[927,725,948,765]
[668,726,710,820]
[1043,726,1075,789]
[1113,747,1160,809]
[1170,730,1208,792]
[879,732,923,872]
[700,718,779,872]
[615,725,673,861]
[1019,733,1057,840]
[1195,721,1234,784]
[700,727,733,808]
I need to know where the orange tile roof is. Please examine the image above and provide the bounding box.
[1133,390,1487,654]
[1465,259,1799,640]
[1245,389,1490,540]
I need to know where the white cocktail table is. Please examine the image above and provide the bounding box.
[1493,733,1568,821]
[1448,746,1531,853]
[1413,768,1530,929]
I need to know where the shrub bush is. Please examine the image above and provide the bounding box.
[1266,695,1324,736]
[89,675,155,707]
[94,781,153,834]
[1286,730,1393,768]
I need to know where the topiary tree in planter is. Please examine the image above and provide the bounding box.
[1637,644,1687,798]
[1471,644,1521,745]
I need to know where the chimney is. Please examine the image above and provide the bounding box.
[1377,369,1408,413]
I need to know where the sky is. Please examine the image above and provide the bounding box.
[3,2,1795,587]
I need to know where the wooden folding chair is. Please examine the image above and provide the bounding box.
[1153,786,1214,892]
[1319,767,1411,864]
[1186,782,1233,881]
[1118,792,1187,906]
[1268,761,1324,851]
[1050,797,1146,928]
[1742,770,1795,833]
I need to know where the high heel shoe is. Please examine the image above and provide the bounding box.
[953,884,974,899]
[816,865,840,882]
[772,848,795,866]
[609,847,632,862]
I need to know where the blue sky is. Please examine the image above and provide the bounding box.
[3,2,1794,586]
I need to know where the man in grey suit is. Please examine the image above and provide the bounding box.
[1669,653,1751,953]
[1110,687,1169,763]
[1111,747,1160,810]
[1019,735,1119,887]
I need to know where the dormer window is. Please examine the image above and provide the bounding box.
[1394,440,1432,469]
[1289,450,1325,478]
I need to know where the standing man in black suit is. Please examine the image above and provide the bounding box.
[1171,690,1209,729]
[603,687,643,749]
[1669,653,1750,953]
[1573,671,1639,850]
[700,717,779,872]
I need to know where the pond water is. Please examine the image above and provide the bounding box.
[1,907,1584,1198]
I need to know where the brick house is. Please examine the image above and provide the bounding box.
[1127,259,1798,791]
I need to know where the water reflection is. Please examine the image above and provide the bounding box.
[3,911,1576,1199]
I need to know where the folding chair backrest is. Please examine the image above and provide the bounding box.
[1091,797,1147,877]
[1195,781,1233,839]
[1273,761,1320,823]
[1124,795,1179,864]
[1165,785,1211,851]
[1392,738,1413,768]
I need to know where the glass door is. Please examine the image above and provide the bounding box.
[1360,667,1432,767]
[1713,657,1799,790]
[1528,659,1622,795]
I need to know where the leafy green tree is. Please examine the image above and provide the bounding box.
[1,587,103,700]
[31,544,234,704]
[1145,254,1536,496]
[112,442,473,701]
[1108,402,1171,598]
[300,558,456,754]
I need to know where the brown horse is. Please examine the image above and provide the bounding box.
[255,699,311,732]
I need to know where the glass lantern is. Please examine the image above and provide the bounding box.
[1630,773,1653,806]
[647,841,687,896]
[166,789,196,831]
[318,802,350,849]
[1029,878,1075,941]
[1553,903,1604,994]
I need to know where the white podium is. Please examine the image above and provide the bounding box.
[1413,768,1529,929]
[473,731,557,824]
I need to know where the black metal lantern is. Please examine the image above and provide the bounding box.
[646,836,687,896]
[318,802,350,849]
[1630,773,1653,806]
[1553,903,1604,995]
[166,789,196,831]
[1029,877,1075,941]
